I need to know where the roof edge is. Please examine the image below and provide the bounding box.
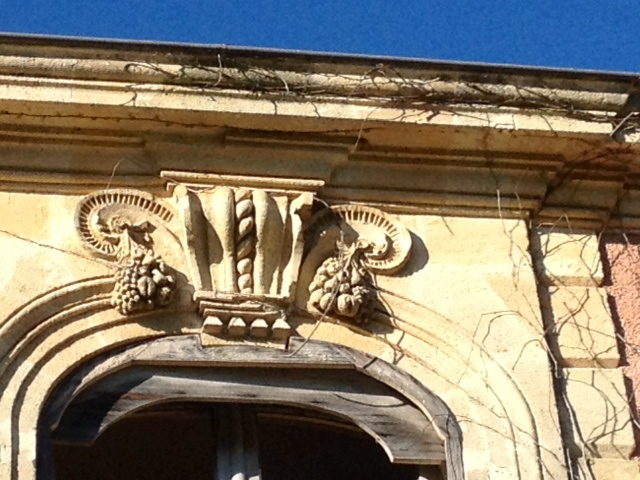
[0,31,638,86]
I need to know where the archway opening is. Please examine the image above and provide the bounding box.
[38,335,459,480]
[52,402,428,480]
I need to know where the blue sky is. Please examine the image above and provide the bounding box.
[0,0,637,73]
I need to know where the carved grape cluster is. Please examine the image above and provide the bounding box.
[112,249,175,315]
[308,244,374,323]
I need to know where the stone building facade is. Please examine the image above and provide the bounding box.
[0,35,640,480]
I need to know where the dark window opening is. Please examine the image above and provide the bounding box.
[40,338,456,480]
[53,405,215,480]
[257,411,419,480]
[51,403,428,480]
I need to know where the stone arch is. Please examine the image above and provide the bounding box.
[0,277,560,480]
[38,334,463,480]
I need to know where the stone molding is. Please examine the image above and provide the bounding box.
[0,41,633,113]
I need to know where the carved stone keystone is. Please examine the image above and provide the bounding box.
[166,172,323,341]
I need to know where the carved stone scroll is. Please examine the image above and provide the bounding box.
[76,189,174,258]
[75,189,177,315]
[304,205,412,323]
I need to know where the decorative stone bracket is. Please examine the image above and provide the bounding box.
[165,172,323,341]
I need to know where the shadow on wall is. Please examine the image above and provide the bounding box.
[365,231,430,349]
[395,232,429,278]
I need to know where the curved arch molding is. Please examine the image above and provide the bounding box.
[41,335,458,470]
[0,275,564,480]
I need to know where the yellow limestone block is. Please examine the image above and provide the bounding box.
[565,368,635,459]
[537,230,603,286]
[550,287,619,368]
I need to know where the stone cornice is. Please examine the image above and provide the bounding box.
[0,53,631,114]
[1,37,640,231]
[0,34,637,111]
[0,71,632,144]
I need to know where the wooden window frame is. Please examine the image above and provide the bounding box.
[38,335,463,480]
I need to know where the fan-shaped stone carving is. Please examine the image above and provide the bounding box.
[75,189,177,315]
[75,189,174,258]
[305,204,412,322]
[306,204,412,274]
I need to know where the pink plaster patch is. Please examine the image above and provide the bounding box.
[602,235,640,456]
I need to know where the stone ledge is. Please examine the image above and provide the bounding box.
[537,230,604,286]
[590,458,640,480]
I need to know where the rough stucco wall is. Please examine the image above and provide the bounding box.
[602,235,640,456]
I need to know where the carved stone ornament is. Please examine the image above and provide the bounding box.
[305,205,412,323]
[165,173,323,341]
[75,189,177,315]
[308,237,376,323]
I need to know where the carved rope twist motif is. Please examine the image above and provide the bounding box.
[234,188,255,294]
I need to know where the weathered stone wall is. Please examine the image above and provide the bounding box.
[0,183,565,480]
[298,214,565,479]
[2,170,640,480]
[2,36,640,480]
